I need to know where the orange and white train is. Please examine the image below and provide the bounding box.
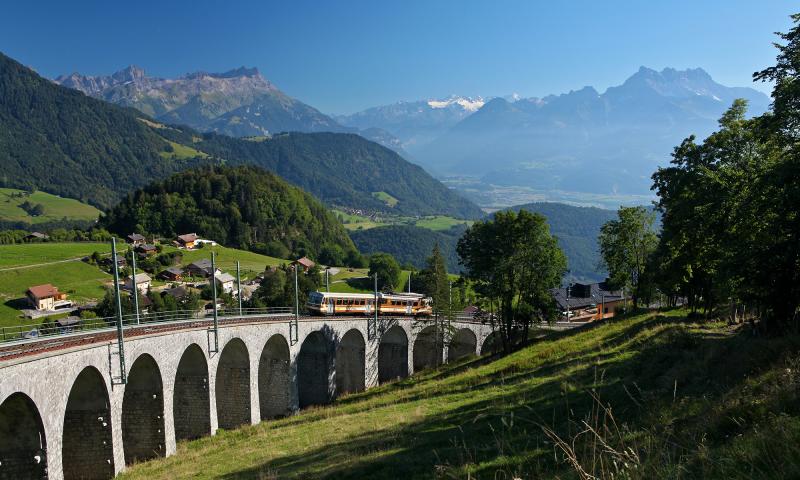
[306,291,433,316]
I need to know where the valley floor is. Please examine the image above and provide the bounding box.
[121,310,800,479]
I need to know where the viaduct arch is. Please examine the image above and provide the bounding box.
[259,334,291,420]
[62,367,114,480]
[0,392,46,479]
[378,325,409,384]
[174,344,211,442]
[336,329,366,396]
[215,338,251,430]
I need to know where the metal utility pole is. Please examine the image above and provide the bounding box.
[290,265,299,345]
[210,251,219,353]
[111,238,127,384]
[370,273,378,340]
[294,265,300,322]
[408,272,411,293]
[130,248,140,325]
[566,283,571,322]
[326,268,330,292]
[236,260,242,317]
[600,293,605,321]
[449,280,452,319]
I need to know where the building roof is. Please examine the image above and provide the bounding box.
[550,282,624,310]
[27,284,60,299]
[128,273,152,284]
[26,232,49,239]
[160,266,183,276]
[177,233,198,243]
[127,233,145,242]
[216,272,236,284]
[463,305,480,315]
[294,256,315,268]
[137,244,157,251]
[56,316,80,327]
[189,259,212,269]
[163,286,189,299]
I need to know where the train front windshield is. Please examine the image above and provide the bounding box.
[308,292,324,306]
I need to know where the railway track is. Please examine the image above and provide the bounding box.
[0,311,572,363]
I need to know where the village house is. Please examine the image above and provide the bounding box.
[125,273,152,295]
[100,256,127,268]
[135,244,158,257]
[162,286,189,301]
[292,256,316,272]
[157,266,184,282]
[130,292,153,313]
[24,232,49,242]
[126,233,146,246]
[215,272,237,295]
[550,281,625,322]
[175,233,198,249]
[26,284,71,311]
[185,259,220,278]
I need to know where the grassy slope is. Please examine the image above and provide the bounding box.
[0,243,284,326]
[167,245,284,281]
[327,269,412,294]
[158,141,209,160]
[371,191,399,207]
[413,215,474,231]
[0,243,112,324]
[122,310,800,479]
[0,188,101,224]
[335,209,472,232]
[0,242,111,268]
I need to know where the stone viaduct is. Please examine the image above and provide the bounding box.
[0,315,497,479]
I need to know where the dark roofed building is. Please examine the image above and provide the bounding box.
[127,233,146,246]
[163,286,189,300]
[157,266,184,281]
[550,281,625,322]
[186,259,219,278]
[136,244,158,256]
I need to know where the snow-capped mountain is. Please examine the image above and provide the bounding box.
[413,67,770,195]
[335,95,486,151]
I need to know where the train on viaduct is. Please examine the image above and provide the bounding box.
[0,314,499,479]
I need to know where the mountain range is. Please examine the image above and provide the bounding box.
[339,67,771,203]
[335,95,485,152]
[0,52,480,218]
[54,65,403,152]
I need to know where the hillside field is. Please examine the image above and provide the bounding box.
[121,310,800,479]
[0,188,101,224]
[0,243,286,327]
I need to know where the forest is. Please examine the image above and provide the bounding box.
[349,224,466,272]
[102,165,360,264]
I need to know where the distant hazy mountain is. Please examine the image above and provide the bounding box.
[335,95,485,151]
[343,68,771,197]
[55,65,403,152]
[2,52,479,218]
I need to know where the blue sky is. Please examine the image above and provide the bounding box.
[0,1,795,113]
